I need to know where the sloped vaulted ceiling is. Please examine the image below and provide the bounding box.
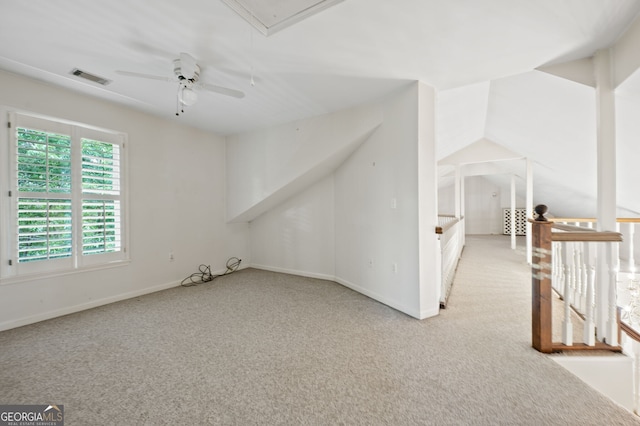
[484,71,599,216]
[1,1,640,215]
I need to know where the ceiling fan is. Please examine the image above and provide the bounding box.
[116,52,245,115]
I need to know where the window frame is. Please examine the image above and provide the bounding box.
[1,110,129,282]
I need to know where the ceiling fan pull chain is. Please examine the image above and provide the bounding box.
[176,84,181,116]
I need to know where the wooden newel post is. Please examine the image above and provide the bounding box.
[531,204,553,353]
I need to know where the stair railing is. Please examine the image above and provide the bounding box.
[531,204,622,353]
[548,217,638,275]
[436,215,465,308]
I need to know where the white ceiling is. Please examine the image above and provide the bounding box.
[220,0,346,35]
[1,0,640,215]
[1,0,638,135]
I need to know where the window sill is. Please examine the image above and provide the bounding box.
[0,259,131,287]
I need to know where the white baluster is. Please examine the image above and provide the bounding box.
[634,340,640,415]
[569,242,577,308]
[574,245,584,314]
[437,233,444,304]
[579,247,588,314]
[630,223,636,274]
[606,242,619,346]
[583,242,596,346]
[551,243,557,291]
[559,243,564,293]
[563,241,573,345]
[552,243,562,294]
[557,241,571,297]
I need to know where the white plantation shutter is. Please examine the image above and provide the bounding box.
[82,199,120,255]
[81,138,121,258]
[17,198,73,262]
[13,116,74,274]
[5,112,127,278]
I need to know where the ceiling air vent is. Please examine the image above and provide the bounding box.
[221,0,344,36]
[70,68,111,86]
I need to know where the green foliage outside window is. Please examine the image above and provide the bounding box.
[82,138,118,194]
[17,128,71,193]
[15,128,121,263]
[17,198,72,262]
[82,200,119,255]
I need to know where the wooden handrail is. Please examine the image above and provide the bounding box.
[436,216,462,235]
[619,307,640,343]
[551,231,622,242]
[621,321,640,343]
[552,223,598,232]
[528,219,623,242]
[551,221,622,241]
[548,217,640,223]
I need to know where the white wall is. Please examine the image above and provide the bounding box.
[440,176,526,234]
[335,84,426,318]
[464,176,503,234]
[417,82,440,318]
[233,82,441,319]
[438,182,456,216]
[0,70,250,330]
[250,174,335,279]
[616,91,640,215]
[225,103,383,222]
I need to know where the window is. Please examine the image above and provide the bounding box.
[80,139,121,257]
[2,112,127,279]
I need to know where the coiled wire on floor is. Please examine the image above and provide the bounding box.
[180,257,242,287]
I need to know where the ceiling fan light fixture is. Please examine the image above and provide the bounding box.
[179,86,198,106]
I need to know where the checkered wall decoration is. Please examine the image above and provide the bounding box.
[503,208,527,236]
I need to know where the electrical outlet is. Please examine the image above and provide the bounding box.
[169,252,174,262]
[392,263,398,273]
[368,259,374,268]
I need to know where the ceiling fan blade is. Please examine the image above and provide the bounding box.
[200,82,245,99]
[115,70,173,82]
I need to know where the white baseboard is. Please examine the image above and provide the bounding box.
[419,307,440,319]
[1,263,438,331]
[250,264,438,320]
[0,279,181,332]
[250,264,335,282]
[333,276,423,319]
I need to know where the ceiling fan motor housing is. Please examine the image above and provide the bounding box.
[174,58,200,83]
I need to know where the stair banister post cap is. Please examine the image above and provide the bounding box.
[534,204,548,222]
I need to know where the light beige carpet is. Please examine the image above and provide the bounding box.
[1,235,638,425]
